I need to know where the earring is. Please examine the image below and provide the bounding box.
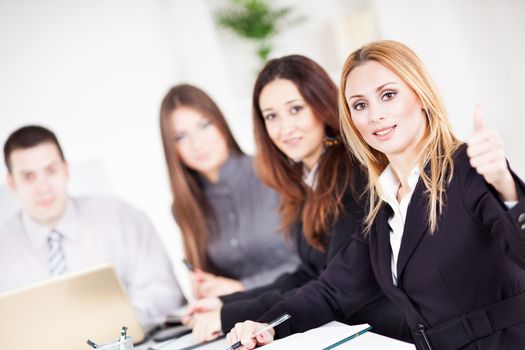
[323,135,341,147]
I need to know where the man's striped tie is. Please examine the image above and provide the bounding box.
[47,230,67,276]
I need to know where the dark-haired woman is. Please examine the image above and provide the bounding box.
[186,57,410,343]
[159,84,298,299]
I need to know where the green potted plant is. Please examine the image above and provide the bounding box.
[214,0,303,63]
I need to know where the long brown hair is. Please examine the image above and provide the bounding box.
[160,84,243,269]
[253,55,354,250]
[338,40,460,233]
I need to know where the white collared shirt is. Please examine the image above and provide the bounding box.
[303,161,320,189]
[21,199,79,257]
[379,165,420,286]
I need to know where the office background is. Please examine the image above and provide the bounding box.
[1,0,524,289]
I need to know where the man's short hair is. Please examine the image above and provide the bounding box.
[3,125,65,172]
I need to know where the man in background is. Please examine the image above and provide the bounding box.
[0,125,184,325]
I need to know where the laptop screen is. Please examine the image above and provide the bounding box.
[0,264,144,350]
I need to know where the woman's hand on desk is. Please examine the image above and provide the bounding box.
[190,269,245,298]
[189,310,223,342]
[199,274,244,297]
[227,321,274,349]
[186,296,223,315]
[182,297,223,324]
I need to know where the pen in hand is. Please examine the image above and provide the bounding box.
[182,259,195,272]
[225,313,291,350]
[86,339,99,348]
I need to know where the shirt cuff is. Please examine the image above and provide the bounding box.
[505,201,518,209]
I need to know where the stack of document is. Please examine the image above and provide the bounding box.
[262,323,413,350]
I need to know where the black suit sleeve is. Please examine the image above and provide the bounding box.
[256,231,384,339]
[459,146,525,269]
[219,264,317,304]
[221,288,301,332]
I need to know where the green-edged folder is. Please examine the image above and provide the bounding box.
[322,326,373,350]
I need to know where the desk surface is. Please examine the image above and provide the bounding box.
[138,321,414,350]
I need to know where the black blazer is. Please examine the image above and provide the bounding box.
[219,168,411,342]
[261,145,525,350]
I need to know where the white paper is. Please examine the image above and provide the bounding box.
[262,324,370,349]
[261,323,414,350]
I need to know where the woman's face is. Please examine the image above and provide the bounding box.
[170,106,229,182]
[344,60,426,163]
[259,79,325,170]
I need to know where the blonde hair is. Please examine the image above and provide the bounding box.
[338,40,461,233]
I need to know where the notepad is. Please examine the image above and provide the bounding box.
[260,322,414,350]
[262,324,371,349]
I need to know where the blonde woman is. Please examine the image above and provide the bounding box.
[226,41,525,350]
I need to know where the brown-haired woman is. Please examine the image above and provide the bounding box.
[159,84,298,299]
[185,56,410,343]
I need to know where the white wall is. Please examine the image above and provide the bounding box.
[0,0,192,294]
[1,0,524,291]
[371,0,525,175]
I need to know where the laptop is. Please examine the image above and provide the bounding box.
[0,264,145,350]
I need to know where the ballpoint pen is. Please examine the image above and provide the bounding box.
[182,259,195,272]
[86,339,99,348]
[224,313,291,350]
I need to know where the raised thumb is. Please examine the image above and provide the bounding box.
[473,105,484,133]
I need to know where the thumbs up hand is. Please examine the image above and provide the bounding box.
[466,106,518,201]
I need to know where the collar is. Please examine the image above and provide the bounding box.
[379,164,420,208]
[303,161,320,189]
[302,147,328,189]
[22,198,79,250]
[201,153,247,193]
